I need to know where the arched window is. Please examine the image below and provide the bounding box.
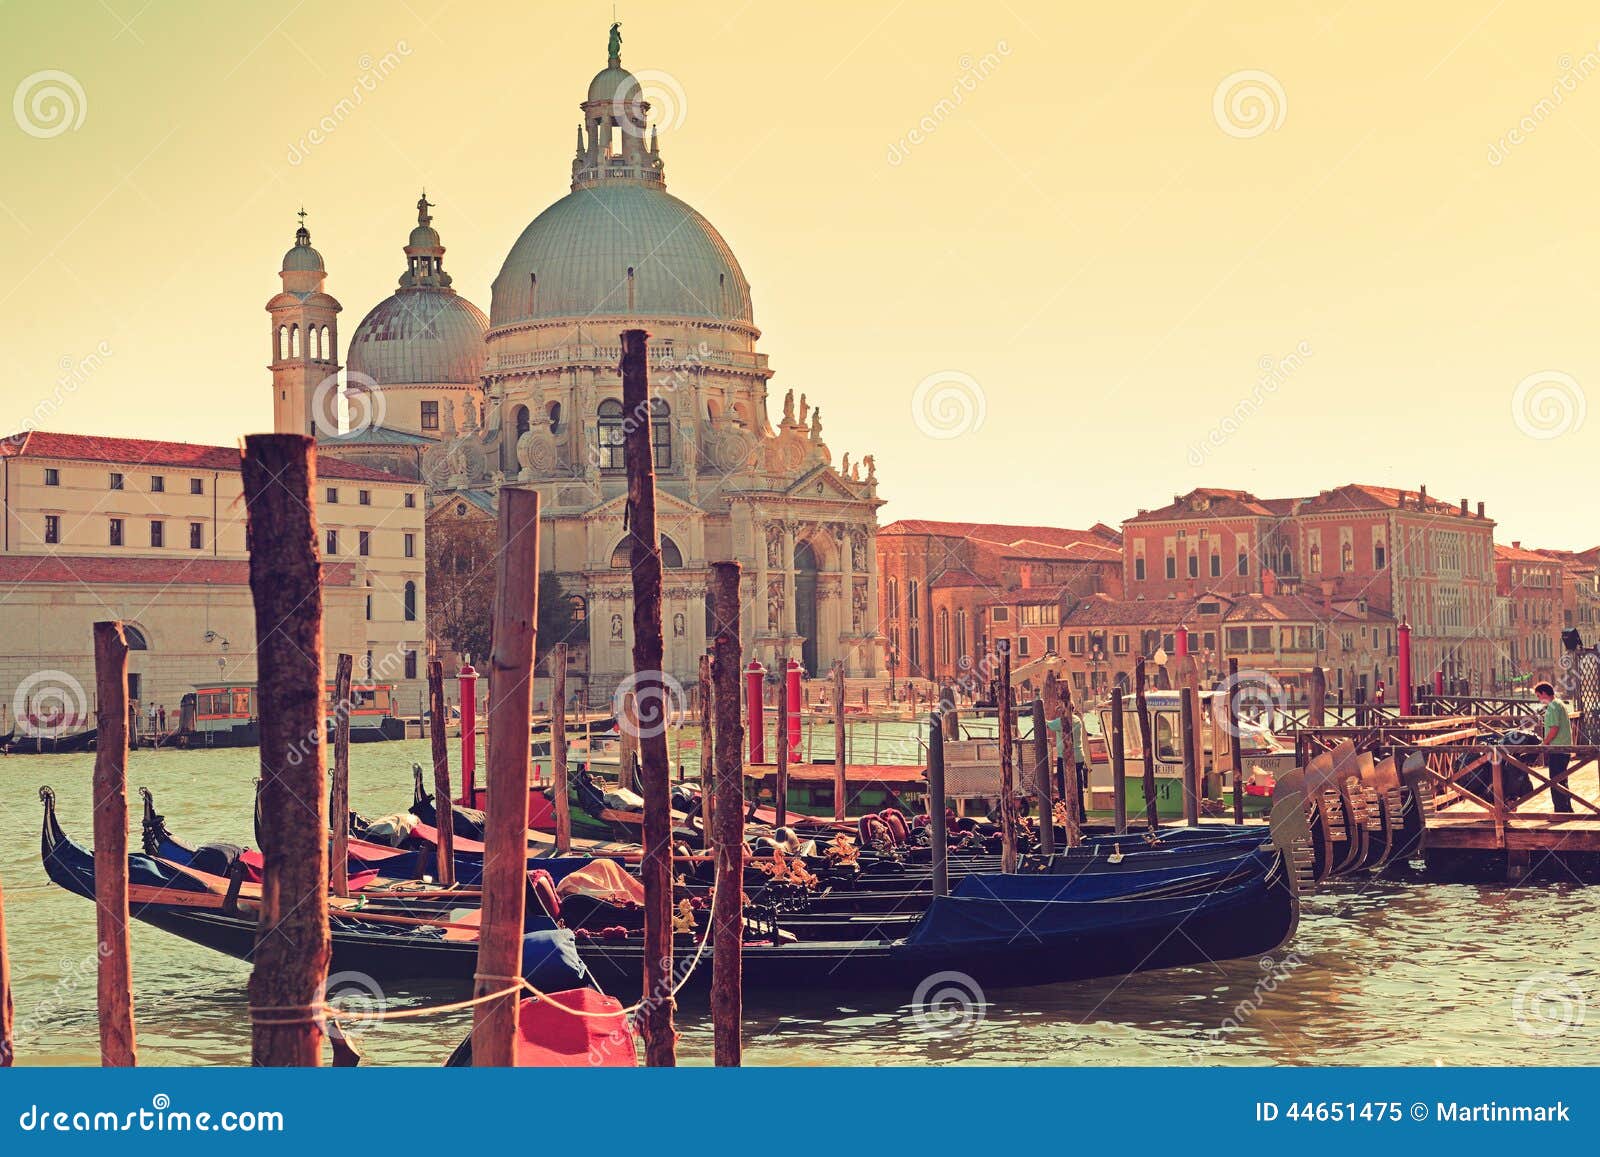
[1341,542,1354,571]
[320,325,331,360]
[1309,544,1321,572]
[123,625,149,650]
[289,325,300,358]
[277,325,288,361]
[650,398,672,469]
[596,399,624,470]
[403,581,417,622]
[887,578,899,621]
[611,534,684,569]
[529,273,538,315]
[546,401,562,434]
[512,405,530,440]
[1280,548,1293,574]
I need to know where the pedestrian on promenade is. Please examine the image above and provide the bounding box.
[1535,680,1574,814]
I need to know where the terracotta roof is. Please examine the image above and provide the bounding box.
[1062,590,1388,628]
[1294,484,1478,518]
[1224,592,1390,624]
[1,430,411,484]
[1127,484,1489,525]
[0,554,357,586]
[1495,542,1558,564]
[1063,593,1204,627]
[880,519,1122,550]
[1125,489,1283,523]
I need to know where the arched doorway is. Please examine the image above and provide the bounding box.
[794,541,820,675]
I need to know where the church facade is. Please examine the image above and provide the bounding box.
[320,30,885,697]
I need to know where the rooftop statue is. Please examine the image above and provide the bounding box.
[608,22,622,62]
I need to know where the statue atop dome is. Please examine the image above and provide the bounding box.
[417,190,433,227]
[608,22,622,65]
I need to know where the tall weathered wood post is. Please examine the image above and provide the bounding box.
[1056,673,1084,847]
[552,642,572,854]
[1227,657,1245,825]
[92,620,137,1066]
[996,649,1018,872]
[1108,686,1129,834]
[832,661,847,822]
[471,487,539,1066]
[242,434,329,1067]
[776,652,790,828]
[330,653,353,899]
[427,659,456,886]
[1135,656,1159,831]
[698,653,715,834]
[1309,665,1327,729]
[621,328,677,1067]
[928,711,949,897]
[1030,697,1055,856]
[1180,686,1201,827]
[708,561,745,1067]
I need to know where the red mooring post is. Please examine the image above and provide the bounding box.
[1397,622,1413,716]
[746,660,766,764]
[785,658,803,761]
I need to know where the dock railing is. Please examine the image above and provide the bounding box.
[1391,741,1600,838]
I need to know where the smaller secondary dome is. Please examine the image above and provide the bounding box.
[588,64,639,105]
[409,224,441,249]
[282,224,325,272]
[347,290,487,387]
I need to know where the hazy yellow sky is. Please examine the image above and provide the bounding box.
[4,1,1598,546]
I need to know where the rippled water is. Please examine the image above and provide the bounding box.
[2,732,1596,1066]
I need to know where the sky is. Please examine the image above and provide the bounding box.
[4,1,1598,548]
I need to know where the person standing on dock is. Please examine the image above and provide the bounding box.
[1535,681,1574,814]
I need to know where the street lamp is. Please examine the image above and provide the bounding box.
[887,646,899,699]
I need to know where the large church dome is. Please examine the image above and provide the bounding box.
[489,183,753,328]
[348,194,488,387]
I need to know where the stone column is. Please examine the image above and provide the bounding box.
[839,525,856,676]
[782,522,798,636]
[865,534,881,677]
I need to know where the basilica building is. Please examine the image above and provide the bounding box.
[319,30,885,696]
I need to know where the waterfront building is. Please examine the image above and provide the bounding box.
[0,430,427,726]
[1494,542,1564,687]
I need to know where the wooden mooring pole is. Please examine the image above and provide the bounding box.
[776,652,789,828]
[1109,686,1129,834]
[1227,657,1245,825]
[471,487,539,1066]
[330,653,353,899]
[928,710,949,897]
[621,327,676,1067]
[1308,665,1327,729]
[708,561,744,1067]
[428,659,456,886]
[833,661,847,823]
[0,867,12,1066]
[92,620,137,1066]
[242,434,329,1067]
[552,642,572,855]
[1135,656,1159,831]
[1057,673,1083,847]
[1180,686,1200,827]
[698,653,715,835]
[1030,697,1055,856]
[997,649,1018,873]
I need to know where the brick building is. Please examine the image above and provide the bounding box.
[1494,542,1564,686]
[875,520,1123,683]
[1123,484,1498,692]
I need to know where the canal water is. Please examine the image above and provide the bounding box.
[1,727,1595,1066]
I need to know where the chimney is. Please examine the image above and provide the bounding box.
[1513,540,1521,550]
[1460,498,1468,516]
[1262,569,1278,597]
[1419,485,1427,506]
[1477,501,1485,518]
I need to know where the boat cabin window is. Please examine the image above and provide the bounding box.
[1154,711,1181,762]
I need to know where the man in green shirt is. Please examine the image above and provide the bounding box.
[1535,681,1573,814]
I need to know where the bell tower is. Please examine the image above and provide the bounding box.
[267,209,342,435]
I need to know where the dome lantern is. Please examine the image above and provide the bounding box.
[572,22,665,193]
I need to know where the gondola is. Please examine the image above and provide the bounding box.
[41,784,1301,996]
[8,725,96,754]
